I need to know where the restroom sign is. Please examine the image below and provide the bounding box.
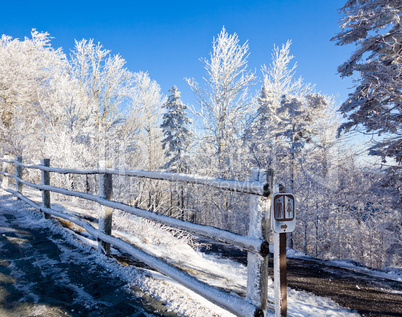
[272,193,296,233]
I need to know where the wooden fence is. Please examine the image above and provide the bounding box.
[0,156,274,317]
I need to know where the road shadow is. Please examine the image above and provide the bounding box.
[0,201,177,317]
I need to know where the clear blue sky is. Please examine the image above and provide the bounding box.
[1,0,355,108]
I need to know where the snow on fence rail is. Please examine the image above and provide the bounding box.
[1,157,270,196]
[0,156,273,317]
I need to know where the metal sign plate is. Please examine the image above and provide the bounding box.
[272,193,296,233]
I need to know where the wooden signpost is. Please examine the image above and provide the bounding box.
[272,190,295,317]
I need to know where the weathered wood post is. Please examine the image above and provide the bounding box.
[15,156,23,197]
[247,168,273,317]
[274,184,287,317]
[98,160,113,256]
[1,155,12,189]
[262,169,274,310]
[280,232,287,316]
[41,159,51,219]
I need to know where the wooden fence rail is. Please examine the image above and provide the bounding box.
[0,156,273,317]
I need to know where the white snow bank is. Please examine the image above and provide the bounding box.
[287,248,402,283]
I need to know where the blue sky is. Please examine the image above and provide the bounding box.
[1,0,355,108]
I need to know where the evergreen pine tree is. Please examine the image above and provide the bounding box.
[331,0,402,167]
[161,86,192,173]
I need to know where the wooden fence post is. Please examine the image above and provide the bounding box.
[1,155,12,189]
[15,156,23,197]
[41,159,51,218]
[262,169,274,311]
[98,160,113,255]
[247,168,273,316]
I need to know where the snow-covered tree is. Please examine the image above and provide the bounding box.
[273,91,334,248]
[128,72,166,212]
[161,85,192,173]
[276,95,311,191]
[245,41,312,173]
[244,86,278,169]
[132,72,165,171]
[159,86,192,218]
[261,41,311,104]
[0,29,64,157]
[39,67,95,168]
[331,0,402,167]
[68,39,136,162]
[187,27,256,177]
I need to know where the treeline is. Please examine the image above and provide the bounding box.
[0,28,400,269]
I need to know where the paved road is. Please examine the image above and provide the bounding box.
[286,257,402,317]
[0,198,177,317]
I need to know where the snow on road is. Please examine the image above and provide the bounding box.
[0,191,361,316]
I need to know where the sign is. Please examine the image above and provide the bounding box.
[271,193,296,233]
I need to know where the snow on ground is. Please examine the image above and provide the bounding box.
[287,248,402,283]
[0,191,361,316]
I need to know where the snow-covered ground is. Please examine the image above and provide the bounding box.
[0,191,363,317]
[287,249,402,283]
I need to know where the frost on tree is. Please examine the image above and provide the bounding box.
[0,30,64,156]
[186,27,256,177]
[245,41,312,172]
[132,72,165,171]
[68,39,139,163]
[332,0,402,167]
[276,95,311,193]
[161,85,192,173]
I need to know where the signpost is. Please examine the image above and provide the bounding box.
[272,192,295,317]
[272,193,295,233]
